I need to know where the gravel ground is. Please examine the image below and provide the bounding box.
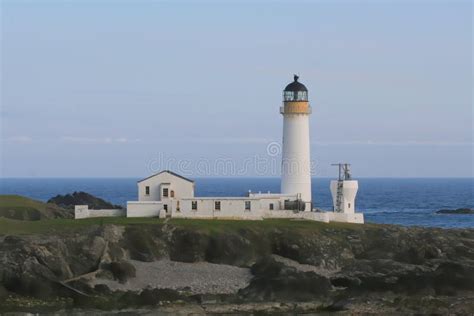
[92,259,252,294]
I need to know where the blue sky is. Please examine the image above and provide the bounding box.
[1,1,472,178]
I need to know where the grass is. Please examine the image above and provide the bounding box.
[0,217,162,235]
[0,195,49,209]
[0,216,368,236]
[0,195,67,220]
[0,194,372,236]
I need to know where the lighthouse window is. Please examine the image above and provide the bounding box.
[192,201,198,210]
[283,91,294,101]
[245,201,251,211]
[215,201,221,211]
[296,91,307,101]
[348,203,351,208]
[145,186,150,195]
[283,91,308,102]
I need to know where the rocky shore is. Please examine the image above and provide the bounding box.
[0,217,473,315]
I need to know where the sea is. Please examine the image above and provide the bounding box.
[1,177,473,229]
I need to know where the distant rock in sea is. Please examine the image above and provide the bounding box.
[47,191,123,210]
[436,208,474,214]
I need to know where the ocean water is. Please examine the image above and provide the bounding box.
[0,177,473,229]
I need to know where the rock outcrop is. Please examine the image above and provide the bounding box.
[0,219,473,314]
[47,191,123,210]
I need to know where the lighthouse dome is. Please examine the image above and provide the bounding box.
[283,75,308,101]
[284,75,307,92]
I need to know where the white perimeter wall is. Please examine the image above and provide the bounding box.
[74,205,125,219]
[127,201,163,217]
[327,212,364,224]
[75,201,363,223]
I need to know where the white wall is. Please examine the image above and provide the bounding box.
[74,205,125,219]
[327,212,364,224]
[260,210,329,222]
[169,196,331,221]
[127,201,163,217]
[173,198,263,220]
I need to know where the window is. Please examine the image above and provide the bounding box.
[145,186,150,195]
[170,190,175,198]
[245,201,251,211]
[348,203,351,209]
[164,204,168,211]
[176,201,180,212]
[283,90,308,102]
[192,201,198,211]
[269,203,274,210]
[215,201,221,211]
[163,188,169,197]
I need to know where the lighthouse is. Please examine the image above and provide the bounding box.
[280,75,312,210]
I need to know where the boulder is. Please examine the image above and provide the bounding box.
[240,257,332,301]
[109,260,136,283]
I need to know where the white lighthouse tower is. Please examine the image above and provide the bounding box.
[280,75,312,210]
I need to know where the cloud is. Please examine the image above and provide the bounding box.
[143,137,272,145]
[185,137,271,144]
[60,137,141,144]
[312,140,473,146]
[2,136,33,143]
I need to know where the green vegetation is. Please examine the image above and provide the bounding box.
[0,217,161,235]
[0,195,71,220]
[0,194,375,235]
[167,217,364,234]
[0,215,370,236]
[0,295,72,313]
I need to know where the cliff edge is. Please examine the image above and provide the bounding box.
[0,217,473,314]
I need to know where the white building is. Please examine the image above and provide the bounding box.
[126,170,194,218]
[328,164,364,224]
[75,76,364,224]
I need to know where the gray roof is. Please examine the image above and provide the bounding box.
[137,170,194,183]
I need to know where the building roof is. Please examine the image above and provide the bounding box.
[137,170,194,183]
[284,75,307,92]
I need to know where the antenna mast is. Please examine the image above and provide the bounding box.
[331,163,352,212]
